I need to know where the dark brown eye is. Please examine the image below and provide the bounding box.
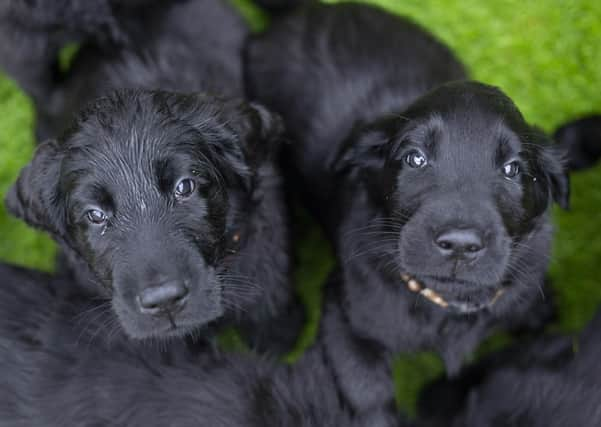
[502,161,521,179]
[86,209,107,225]
[405,150,428,168]
[175,178,196,199]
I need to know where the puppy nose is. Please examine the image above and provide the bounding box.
[434,229,485,259]
[137,281,188,314]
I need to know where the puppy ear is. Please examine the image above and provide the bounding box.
[541,145,570,210]
[551,169,570,210]
[333,122,392,175]
[169,93,284,174]
[553,115,601,172]
[331,122,400,205]
[5,140,66,236]
[238,102,285,168]
[526,127,571,211]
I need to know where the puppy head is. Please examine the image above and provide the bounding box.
[339,81,568,313]
[6,89,283,339]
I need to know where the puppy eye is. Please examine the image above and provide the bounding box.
[175,178,196,199]
[405,150,428,168]
[86,209,107,225]
[502,161,521,179]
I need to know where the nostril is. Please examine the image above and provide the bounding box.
[137,281,189,314]
[435,229,485,257]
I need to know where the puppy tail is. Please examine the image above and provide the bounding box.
[553,115,601,172]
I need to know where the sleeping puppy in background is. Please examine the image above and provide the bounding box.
[0,0,248,141]
[0,263,401,427]
[554,114,601,171]
[0,0,132,106]
[451,310,601,427]
[246,1,567,414]
[0,0,168,131]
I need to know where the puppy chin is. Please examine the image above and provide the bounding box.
[113,298,225,340]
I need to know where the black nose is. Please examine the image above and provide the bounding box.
[137,281,189,315]
[434,229,485,259]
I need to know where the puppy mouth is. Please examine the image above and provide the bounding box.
[400,273,505,314]
[150,318,218,339]
[134,312,223,340]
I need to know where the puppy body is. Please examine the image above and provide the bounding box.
[0,263,400,427]
[34,0,248,141]
[454,311,601,427]
[247,2,566,414]
[0,341,400,427]
[0,0,246,98]
[0,0,133,107]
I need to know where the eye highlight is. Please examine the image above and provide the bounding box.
[405,150,428,168]
[502,161,521,179]
[175,178,196,199]
[86,209,107,225]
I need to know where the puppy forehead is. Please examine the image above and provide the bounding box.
[67,89,231,157]
[62,123,214,202]
[409,112,522,160]
[404,82,528,154]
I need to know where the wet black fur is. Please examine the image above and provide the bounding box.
[246,1,568,414]
[0,262,402,427]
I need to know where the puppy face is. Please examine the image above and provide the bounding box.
[340,82,568,313]
[6,90,282,339]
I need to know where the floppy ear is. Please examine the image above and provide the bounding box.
[331,120,401,205]
[4,140,66,236]
[235,101,285,169]
[165,93,284,175]
[540,145,570,210]
[525,126,570,211]
[333,119,395,175]
[553,115,601,172]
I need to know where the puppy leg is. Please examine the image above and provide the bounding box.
[0,26,61,109]
[319,303,396,414]
[239,296,306,355]
[495,277,556,338]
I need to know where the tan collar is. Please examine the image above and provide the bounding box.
[401,273,505,312]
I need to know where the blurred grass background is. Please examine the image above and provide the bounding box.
[1,0,600,417]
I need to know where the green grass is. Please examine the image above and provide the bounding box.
[1,0,600,417]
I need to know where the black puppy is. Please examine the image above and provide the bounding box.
[4,0,299,349]
[0,263,400,427]
[450,311,601,427]
[554,114,601,171]
[246,2,567,414]
[4,0,301,349]
[1,0,248,141]
[6,88,295,348]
